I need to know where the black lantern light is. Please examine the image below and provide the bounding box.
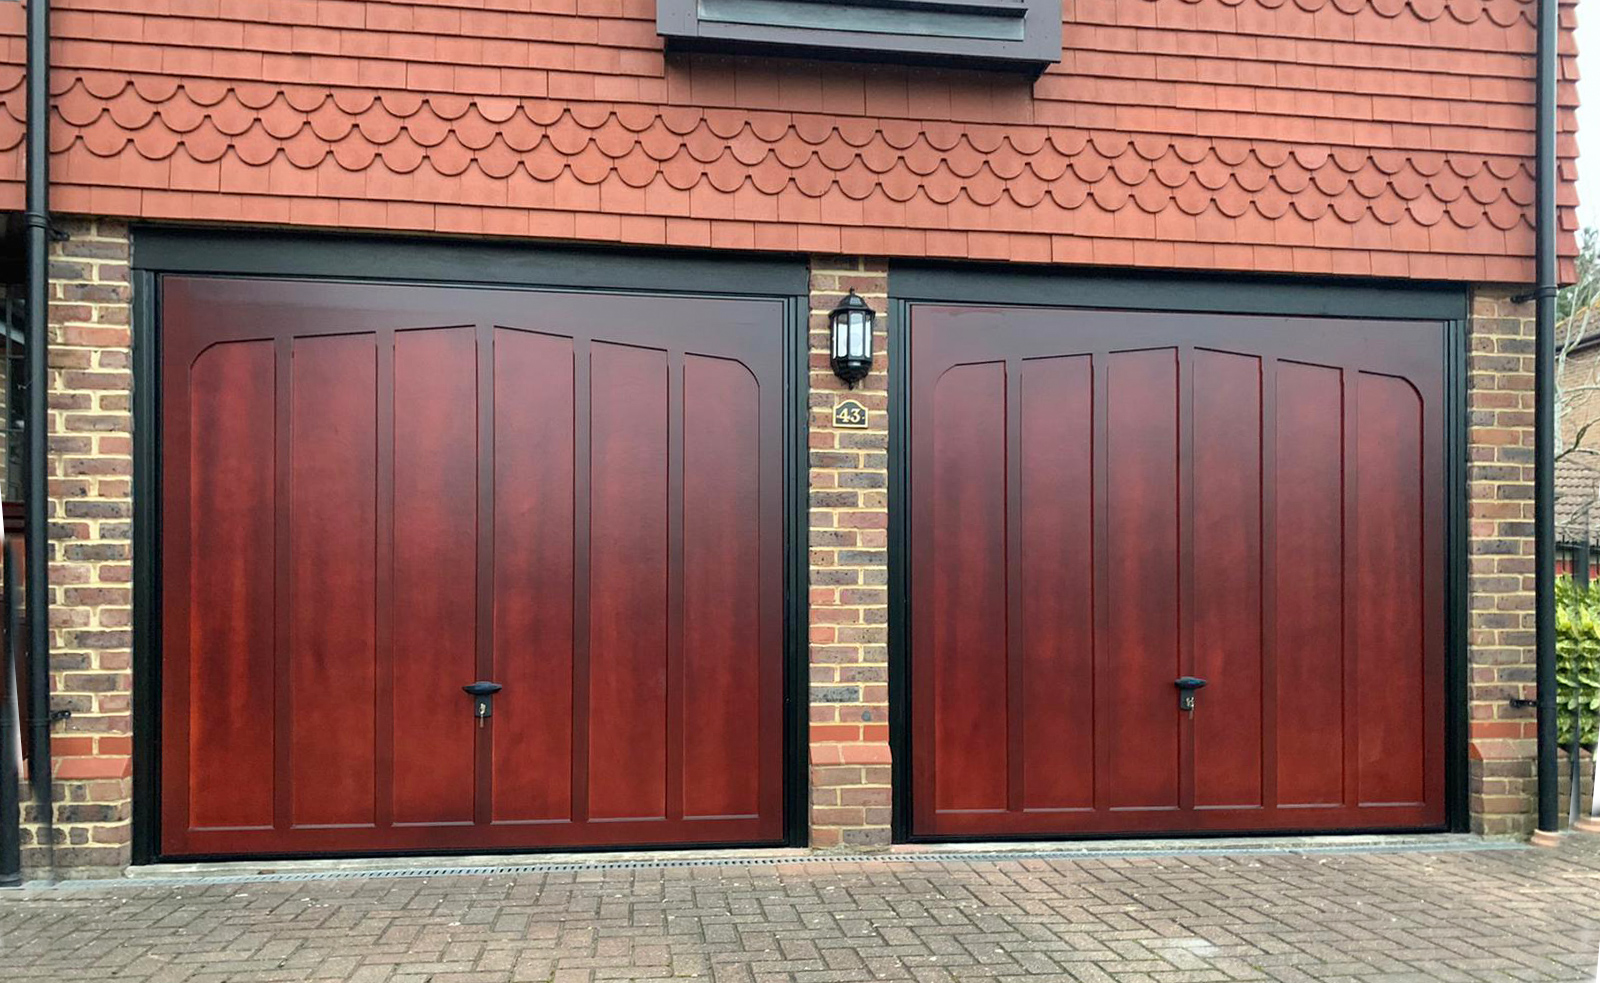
[829,289,876,388]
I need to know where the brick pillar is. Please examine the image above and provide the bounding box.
[1466,288,1538,836]
[807,257,891,849]
[20,217,135,874]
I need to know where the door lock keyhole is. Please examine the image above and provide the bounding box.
[1175,676,1207,717]
[463,681,502,729]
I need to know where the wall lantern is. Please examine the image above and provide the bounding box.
[829,289,876,388]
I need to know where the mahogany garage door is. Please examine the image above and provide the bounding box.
[160,277,787,857]
[909,305,1447,838]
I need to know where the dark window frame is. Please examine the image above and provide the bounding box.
[657,0,1062,73]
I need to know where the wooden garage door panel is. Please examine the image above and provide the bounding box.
[288,333,379,829]
[1102,348,1181,812]
[1191,349,1264,812]
[490,328,576,825]
[909,305,1446,838]
[161,278,787,857]
[587,341,671,822]
[185,339,276,831]
[1019,355,1094,812]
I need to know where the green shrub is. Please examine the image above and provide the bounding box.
[1555,575,1600,749]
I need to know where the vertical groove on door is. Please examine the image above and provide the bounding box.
[272,336,293,833]
[1005,358,1024,814]
[1090,353,1110,815]
[475,323,496,826]
[1177,346,1196,813]
[667,351,686,824]
[572,338,593,826]
[1341,367,1361,811]
[1259,356,1279,812]
[375,329,396,830]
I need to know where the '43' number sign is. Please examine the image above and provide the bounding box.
[833,398,869,429]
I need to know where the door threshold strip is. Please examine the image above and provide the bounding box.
[30,834,1523,889]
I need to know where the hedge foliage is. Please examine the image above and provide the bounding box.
[1555,575,1600,749]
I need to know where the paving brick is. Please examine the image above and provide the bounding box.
[5,840,1600,982]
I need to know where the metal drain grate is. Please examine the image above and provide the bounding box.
[34,836,1526,889]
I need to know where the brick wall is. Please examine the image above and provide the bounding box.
[806,257,892,850]
[20,217,135,874]
[1466,289,1540,836]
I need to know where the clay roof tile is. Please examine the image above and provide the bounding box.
[1007,169,1048,207]
[405,108,452,149]
[282,126,331,169]
[56,83,103,128]
[477,138,521,180]
[570,142,615,185]
[548,114,593,156]
[309,101,356,143]
[378,135,426,175]
[1311,167,1350,196]
[81,114,132,157]
[523,100,565,127]
[1045,177,1089,210]
[1331,187,1370,222]
[816,134,856,171]
[587,119,631,160]
[379,91,424,118]
[793,155,834,197]
[1370,190,1410,224]
[330,133,378,172]
[1070,147,1110,184]
[563,103,606,130]
[792,115,834,145]
[1048,128,1088,157]
[837,158,879,199]
[1132,179,1171,213]
[283,86,328,114]
[1408,194,1446,226]
[1112,152,1152,185]
[730,126,772,167]
[1172,179,1213,216]
[615,145,662,188]
[750,155,792,195]
[232,123,281,167]
[331,90,378,117]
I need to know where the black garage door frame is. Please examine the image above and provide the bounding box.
[886,263,1473,842]
[129,226,812,865]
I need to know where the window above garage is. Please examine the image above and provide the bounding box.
[657,0,1062,74]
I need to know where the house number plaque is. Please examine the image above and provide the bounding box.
[833,399,869,429]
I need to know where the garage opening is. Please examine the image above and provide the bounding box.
[905,303,1450,838]
[157,275,791,857]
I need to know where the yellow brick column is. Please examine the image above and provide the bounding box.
[1467,288,1539,835]
[807,257,892,849]
[20,217,135,874]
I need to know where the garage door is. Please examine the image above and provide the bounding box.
[908,305,1447,838]
[159,277,787,857]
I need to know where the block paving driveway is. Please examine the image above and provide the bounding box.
[2,836,1599,982]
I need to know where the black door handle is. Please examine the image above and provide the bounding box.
[462,681,502,697]
[1174,676,1207,713]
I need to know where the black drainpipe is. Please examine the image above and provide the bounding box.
[1532,0,1559,838]
[23,0,53,874]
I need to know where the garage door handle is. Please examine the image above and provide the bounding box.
[1174,676,1207,714]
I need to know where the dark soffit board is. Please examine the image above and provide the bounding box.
[657,0,1063,73]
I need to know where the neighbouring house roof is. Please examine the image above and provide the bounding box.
[0,0,1578,280]
[1556,459,1600,542]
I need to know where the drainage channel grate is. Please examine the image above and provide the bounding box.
[38,837,1525,889]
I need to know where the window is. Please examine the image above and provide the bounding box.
[657,0,1062,73]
